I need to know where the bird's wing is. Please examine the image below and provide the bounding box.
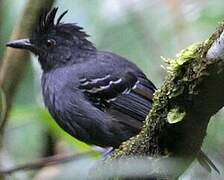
[79,71,156,123]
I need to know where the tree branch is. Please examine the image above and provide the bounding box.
[0,150,98,175]
[0,1,55,179]
[0,0,55,132]
[108,22,224,178]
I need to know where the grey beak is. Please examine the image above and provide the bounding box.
[6,39,37,53]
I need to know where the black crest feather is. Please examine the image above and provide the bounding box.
[33,7,95,49]
[36,7,68,34]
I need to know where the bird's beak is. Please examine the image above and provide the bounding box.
[6,39,37,53]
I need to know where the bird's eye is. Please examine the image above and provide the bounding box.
[46,39,56,48]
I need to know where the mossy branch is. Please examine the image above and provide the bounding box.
[108,23,224,178]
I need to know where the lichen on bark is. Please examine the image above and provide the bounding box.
[108,22,224,177]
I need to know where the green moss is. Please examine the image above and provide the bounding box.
[109,20,224,161]
[167,108,186,124]
[166,43,202,73]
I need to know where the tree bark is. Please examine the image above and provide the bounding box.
[0,0,55,132]
[0,1,55,179]
[107,23,224,179]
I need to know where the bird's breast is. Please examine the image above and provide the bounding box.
[41,72,65,116]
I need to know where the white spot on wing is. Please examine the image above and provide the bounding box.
[109,78,122,85]
[122,80,139,94]
[122,88,129,94]
[80,75,111,86]
[132,80,140,90]
[106,97,117,103]
[79,78,87,83]
[91,74,111,83]
[84,78,122,93]
[81,81,90,86]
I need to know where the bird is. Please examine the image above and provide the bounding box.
[7,8,156,148]
[6,8,219,174]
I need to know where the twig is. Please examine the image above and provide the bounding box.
[0,2,55,180]
[0,150,98,175]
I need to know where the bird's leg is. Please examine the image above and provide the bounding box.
[92,146,114,160]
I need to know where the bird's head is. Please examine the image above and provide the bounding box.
[6,7,95,71]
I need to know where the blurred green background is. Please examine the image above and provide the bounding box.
[0,0,224,179]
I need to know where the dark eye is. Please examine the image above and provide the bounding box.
[46,39,56,48]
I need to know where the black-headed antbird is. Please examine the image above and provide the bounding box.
[7,8,156,148]
[6,8,219,174]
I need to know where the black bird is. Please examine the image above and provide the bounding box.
[7,8,156,148]
[6,8,219,174]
